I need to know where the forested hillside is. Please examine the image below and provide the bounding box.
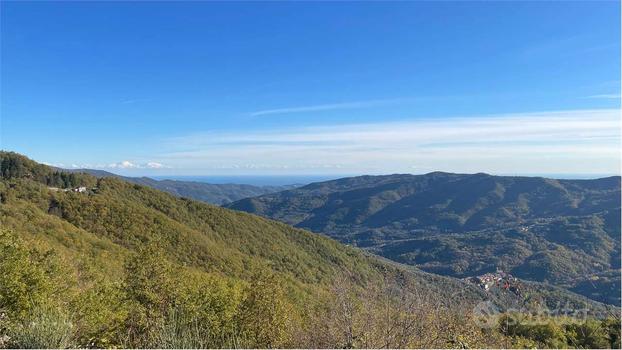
[0,152,618,349]
[61,168,295,205]
[228,172,622,305]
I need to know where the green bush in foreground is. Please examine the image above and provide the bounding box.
[499,313,621,349]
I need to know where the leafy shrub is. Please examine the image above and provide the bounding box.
[4,304,74,349]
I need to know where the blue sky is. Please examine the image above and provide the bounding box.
[1,1,620,176]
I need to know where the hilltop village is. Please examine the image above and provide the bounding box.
[466,270,523,297]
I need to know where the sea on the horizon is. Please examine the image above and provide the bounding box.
[150,173,618,187]
[150,175,346,187]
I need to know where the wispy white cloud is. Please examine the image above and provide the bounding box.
[105,161,170,169]
[163,109,621,175]
[249,98,405,117]
[121,98,152,104]
[585,93,621,99]
[58,161,171,170]
[519,35,618,60]
[108,160,140,169]
[146,162,165,169]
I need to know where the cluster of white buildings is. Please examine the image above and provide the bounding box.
[48,186,88,193]
[469,270,519,293]
[473,273,504,290]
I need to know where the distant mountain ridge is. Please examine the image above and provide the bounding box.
[59,168,297,205]
[227,172,622,305]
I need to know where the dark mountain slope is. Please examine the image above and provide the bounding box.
[227,173,621,305]
[61,168,296,205]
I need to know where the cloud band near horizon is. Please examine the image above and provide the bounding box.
[155,109,621,175]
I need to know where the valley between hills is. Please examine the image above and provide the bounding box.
[227,172,621,307]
